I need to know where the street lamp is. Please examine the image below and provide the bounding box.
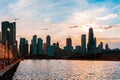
[7,28,10,65]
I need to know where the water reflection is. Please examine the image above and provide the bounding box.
[12,60,120,80]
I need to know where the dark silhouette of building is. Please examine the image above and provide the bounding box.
[37,38,43,55]
[56,42,59,48]
[54,42,60,57]
[66,38,72,47]
[1,21,17,57]
[87,27,96,53]
[81,34,86,54]
[19,38,28,57]
[46,35,51,46]
[43,43,47,55]
[64,38,73,50]
[53,43,57,48]
[53,43,57,56]
[75,45,81,54]
[97,42,103,53]
[47,45,55,57]
[64,38,73,57]
[105,43,110,51]
[30,40,33,55]
[46,35,55,57]
[46,35,50,55]
[30,35,37,55]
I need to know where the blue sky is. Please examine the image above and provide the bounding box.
[0,0,120,49]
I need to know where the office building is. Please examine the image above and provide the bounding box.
[19,38,28,57]
[43,43,47,55]
[105,43,110,51]
[46,35,51,56]
[47,45,55,57]
[75,45,81,53]
[97,42,103,53]
[31,35,37,55]
[66,38,72,47]
[46,35,51,46]
[37,38,43,55]
[87,28,96,53]
[64,38,73,51]
[81,34,86,54]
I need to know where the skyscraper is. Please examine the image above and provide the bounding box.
[30,40,33,55]
[66,38,72,47]
[43,43,47,55]
[46,35,51,56]
[81,34,86,54]
[64,38,73,51]
[32,35,37,55]
[88,28,94,47]
[46,35,51,46]
[47,45,55,57]
[1,21,17,56]
[37,38,43,55]
[105,43,110,51]
[56,42,59,48]
[87,27,96,53]
[97,42,103,53]
[19,38,28,57]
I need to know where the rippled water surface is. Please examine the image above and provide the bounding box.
[12,60,120,80]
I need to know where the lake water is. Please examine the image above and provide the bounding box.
[12,60,120,80]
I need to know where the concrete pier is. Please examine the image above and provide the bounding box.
[0,60,21,80]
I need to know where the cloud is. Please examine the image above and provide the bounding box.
[66,7,118,25]
[41,28,49,31]
[97,14,118,20]
[0,0,120,49]
[69,25,81,28]
[8,0,55,20]
[100,24,120,31]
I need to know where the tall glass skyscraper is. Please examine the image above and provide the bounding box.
[64,38,73,51]
[87,28,96,53]
[19,38,28,57]
[46,35,51,46]
[38,38,43,55]
[81,34,86,54]
[32,35,37,55]
[66,38,72,47]
[46,35,51,56]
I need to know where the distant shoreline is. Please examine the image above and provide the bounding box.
[23,58,120,61]
[21,51,120,61]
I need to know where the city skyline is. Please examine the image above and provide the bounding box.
[19,27,110,57]
[0,0,120,48]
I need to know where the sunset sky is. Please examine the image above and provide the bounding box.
[0,0,120,49]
